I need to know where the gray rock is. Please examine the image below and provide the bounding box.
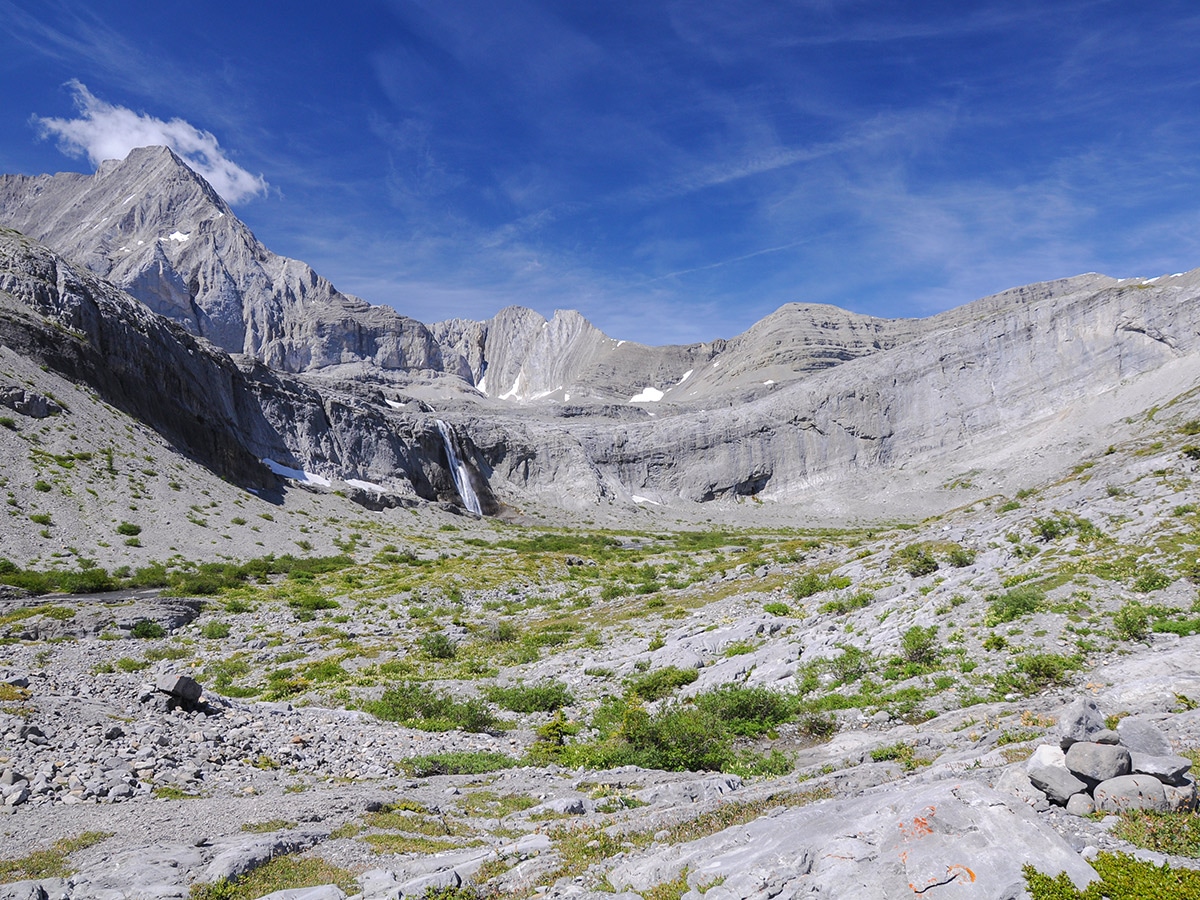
[1065,793,1096,817]
[994,767,1051,812]
[1117,716,1174,756]
[608,779,1096,899]
[1093,774,1169,813]
[1064,742,1131,784]
[1165,780,1199,812]
[204,831,327,883]
[0,880,47,900]
[1129,751,1192,786]
[1029,765,1089,806]
[1058,698,1107,749]
[156,673,202,703]
[253,888,345,900]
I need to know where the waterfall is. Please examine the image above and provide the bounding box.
[435,419,483,515]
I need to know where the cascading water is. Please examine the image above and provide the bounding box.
[435,419,483,515]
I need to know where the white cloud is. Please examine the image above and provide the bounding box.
[33,81,267,203]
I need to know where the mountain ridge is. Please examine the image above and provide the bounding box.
[1,146,1197,527]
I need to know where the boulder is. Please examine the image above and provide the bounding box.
[1093,774,1169,813]
[1029,764,1089,806]
[1058,698,1107,749]
[155,673,202,703]
[1064,742,1131,784]
[1129,752,1192,786]
[1117,717,1174,756]
[1065,793,1095,817]
[1165,780,1199,812]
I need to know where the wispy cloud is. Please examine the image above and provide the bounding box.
[33,81,267,203]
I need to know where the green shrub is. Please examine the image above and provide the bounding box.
[985,586,1044,625]
[485,680,574,713]
[1133,569,1171,593]
[419,632,457,660]
[762,601,792,616]
[946,546,976,568]
[626,665,699,701]
[1024,851,1200,898]
[693,684,797,736]
[897,545,939,577]
[899,625,940,664]
[818,590,873,615]
[397,751,518,777]
[116,522,141,536]
[29,513,51,526]
[362,683,498,732]
[995,653,1080,696]
[129,619,165,639]
[824,644,873,685]
[0,416,15,429]
[1112,602,1150,641]
[791,571,851,600]
[33,480,51,493]
[201,621,232,639]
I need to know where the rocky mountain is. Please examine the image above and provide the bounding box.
[1,146,1198,529]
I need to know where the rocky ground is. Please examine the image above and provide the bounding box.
[4,312,1200,897]
[4,393,1200,897]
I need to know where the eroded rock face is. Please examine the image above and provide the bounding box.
[608,780,1097,900]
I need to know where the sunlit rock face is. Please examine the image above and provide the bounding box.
[2,146,1198,519]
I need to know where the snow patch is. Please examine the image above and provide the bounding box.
[676,369,693,385]
[122,194,135,204]
[262,458,331,487]
[564,392,570,402]
[499,371,525,401]
[385,399,405,409]
[477,375,488,396]
[764,379,776,386]
[616,340,626,347]
[629,386,664,403]
[346,478,383,492]
[167,231,190,242]
[632,495,661,506]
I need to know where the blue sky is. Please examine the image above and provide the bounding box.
[3,1,1200,344]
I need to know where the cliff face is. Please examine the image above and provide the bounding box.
[1,149,1195,521]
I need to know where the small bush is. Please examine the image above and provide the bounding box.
[419,632,457,660]
[762,601,792,616]
[201,621,232,639]
[1112,602,1150,641]
[899,625,940,664]
[693,684,797,737]
[398,751,518,777]
[824,644,873,685]
[1133,569,1172,593]
[791,571,851,600]
[946,546,976,568]
[1112,809,1200,858]
[129,619,165,639]
[485,680,574,713]
[985,586,1044,625]
[626,665,699,701]
[898,546,939,577]
[116,522,141,536]
[362,683,498,732]
[33,480,51,493]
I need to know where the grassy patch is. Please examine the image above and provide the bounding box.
[0,832,110,883]
[189,855,355,900]
[396,751,519,777]
[1024,851,1200,898]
